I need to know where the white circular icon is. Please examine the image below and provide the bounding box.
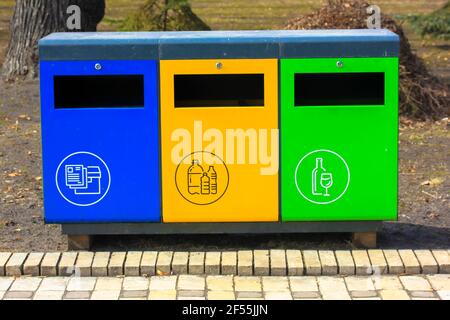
[55,151,111,207]
[294,149,350,205]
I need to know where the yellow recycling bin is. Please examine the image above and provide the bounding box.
[160,59,279,222]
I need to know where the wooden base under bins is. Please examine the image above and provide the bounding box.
[68,235,93,251]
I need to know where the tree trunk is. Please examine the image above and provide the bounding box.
[2,0,105,82]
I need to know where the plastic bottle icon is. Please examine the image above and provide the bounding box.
[201,172,210,195]
[188,160,203,194]
[312,158,326,195]
[208,166,217,195]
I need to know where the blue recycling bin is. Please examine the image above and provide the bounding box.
[39,34,161,222]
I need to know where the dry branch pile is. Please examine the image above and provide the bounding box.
[284,0,449,119]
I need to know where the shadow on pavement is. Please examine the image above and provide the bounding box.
[90,222,450,251]
[379,222,450,249]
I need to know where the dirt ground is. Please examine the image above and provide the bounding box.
[0,80,448,252]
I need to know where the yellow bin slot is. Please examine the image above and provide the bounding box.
[160,59,279,222]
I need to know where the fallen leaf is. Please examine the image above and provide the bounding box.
[18,114,31,121]
[421,190,438,199]
[7,172,21,177]
[421,178,444,186]
[425,212,440,220]
[35,176,42,181]
[156,269,169,276]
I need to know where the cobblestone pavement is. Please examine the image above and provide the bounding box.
[1,249,449,277]
[0,274,449,300]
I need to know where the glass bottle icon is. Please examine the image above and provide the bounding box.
[188,160,203,194]
[312,158,325,195]
[208,166,217,195]
[201,172,210,195]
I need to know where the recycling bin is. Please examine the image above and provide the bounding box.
[280,57,399,221]
[39,33,161,222]
[160,59,279,222]
[37,30,399,246]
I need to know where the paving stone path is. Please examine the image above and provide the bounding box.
[0,274,449,300]
[1,249,449,277]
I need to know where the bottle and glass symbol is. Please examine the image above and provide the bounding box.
[188,160,218,195]
[312,158,333,197]
[295,149,349,205]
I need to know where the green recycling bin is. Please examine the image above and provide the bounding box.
[281,57,398,221]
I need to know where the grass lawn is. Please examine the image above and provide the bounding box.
[97,0,447,30]
[0,0,448,79]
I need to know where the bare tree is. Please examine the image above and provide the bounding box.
[2,0,105,82]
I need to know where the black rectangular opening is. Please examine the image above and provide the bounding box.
[294,72,385,106]
[54,75,144,108]
[174,74,264,107]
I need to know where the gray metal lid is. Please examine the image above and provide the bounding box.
[39,32,162,60]
[39,30,399,61]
